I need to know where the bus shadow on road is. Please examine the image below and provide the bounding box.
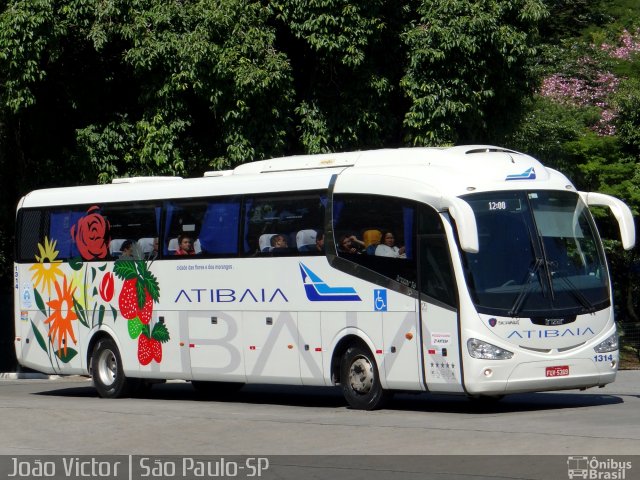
[388,390,625,414]
[35,380,626,413]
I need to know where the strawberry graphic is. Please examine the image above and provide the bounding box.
[115,259,167,365]
[137,323,169,365]
[137,334,154,366]
[115,261,159,324]
[119,279,140,320]
[150,337,162,363]
[137,288,153,324]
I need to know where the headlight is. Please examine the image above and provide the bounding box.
[594,333,618,353]
[467,338,513,360]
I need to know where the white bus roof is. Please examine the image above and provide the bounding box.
[19,145,575,209]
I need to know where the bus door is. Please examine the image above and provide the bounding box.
[420,299,463,393]
[417,224,464,393]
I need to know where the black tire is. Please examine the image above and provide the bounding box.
[340,345,392,410]
[191,381,244,398]
[91,337,137,398]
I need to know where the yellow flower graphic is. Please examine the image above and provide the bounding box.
[30,237,64,297]
[45,277,78,357]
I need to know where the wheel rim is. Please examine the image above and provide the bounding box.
[348,356,374,394]
[96,348,118,387]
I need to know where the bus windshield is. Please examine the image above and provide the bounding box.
[460,190,609,317]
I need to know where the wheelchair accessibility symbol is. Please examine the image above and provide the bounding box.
[374,289,387,312]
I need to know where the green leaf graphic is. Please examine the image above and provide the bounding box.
[73,297,89,328]
[113,260,138,280]
[98,264,107,272]
[128,317,144,339]
[98,305,106,326]
[152,323,170,343]
[56,348,78,363]
[110,305,118,322]
[144,275,160,303]
[33,289,47,317]
[91,267,96,282]
[138,262,160,302]
[69,257,84,271]
[30,320,48,353]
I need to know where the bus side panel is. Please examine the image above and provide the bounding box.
[382,310,423,390]
[14,264,24,367]
[244,311,302,385]
[188,310,245,383]
[15,263,85,375]
[298,311,326,386]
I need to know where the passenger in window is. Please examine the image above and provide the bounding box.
[375,230,406,258]
[270,234,289,253]
[143,237,159,260]
[151,237,159,259]
[120,240,135,260]
[338,234,365,254]
[175,234,196,255]
[315,231,324,253]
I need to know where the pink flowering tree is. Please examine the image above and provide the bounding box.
[538,28,640,137]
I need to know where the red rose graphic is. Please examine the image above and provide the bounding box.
[71,206,110,260]
[99,272,115,302]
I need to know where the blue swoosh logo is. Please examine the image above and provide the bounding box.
[299,263,361,302]
[506,167,536,181]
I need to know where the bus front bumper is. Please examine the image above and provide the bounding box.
[463,355,618,396]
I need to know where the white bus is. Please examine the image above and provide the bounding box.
[14,146,636,409]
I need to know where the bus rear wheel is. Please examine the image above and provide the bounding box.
[340,345,391,410]
[91,338,137,398]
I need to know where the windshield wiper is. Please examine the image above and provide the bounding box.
[508,257,544,317]
[554,274,597,314]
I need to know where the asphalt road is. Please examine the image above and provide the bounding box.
[0,371,639,479]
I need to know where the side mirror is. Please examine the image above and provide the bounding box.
[579,191,636,250]
[445,197,479,253]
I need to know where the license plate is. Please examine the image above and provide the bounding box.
[546,365,570,377]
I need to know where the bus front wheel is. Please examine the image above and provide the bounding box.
[91,338,137,398]
[340,345,391,410]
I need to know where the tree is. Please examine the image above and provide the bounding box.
[400,0,547,145]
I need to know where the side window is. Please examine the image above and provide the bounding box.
[18,207,88,262]
[16,209,45,262]
[333,194,416,288]
[163,197,240,257]
[102,203,160,260]
[244,192,325,256]
[418,206,456,307]
[18,203,160,262]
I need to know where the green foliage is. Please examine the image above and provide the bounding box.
[614,77,640,157]
[270,0,401,153]
[400,0,547,145]
[271,0,385,68]
[0,0,55,112]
